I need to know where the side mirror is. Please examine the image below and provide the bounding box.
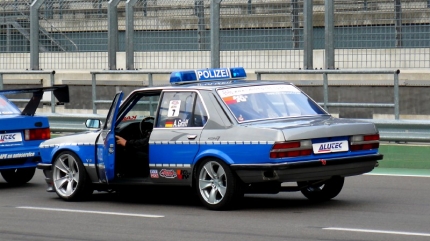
[85,119,101,129]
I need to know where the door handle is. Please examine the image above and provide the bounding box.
[187,134,197,140]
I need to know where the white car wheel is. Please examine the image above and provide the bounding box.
[52,151,92,201]
[196,159,243,210]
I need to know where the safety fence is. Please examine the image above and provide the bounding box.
[89,70,171,114]
[1,0,430,70]
[0,70,58,111]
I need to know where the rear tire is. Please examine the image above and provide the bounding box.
[195,158,243,210]
[1,168,35,185]
[299,176,344,202]
[52,151,93,201]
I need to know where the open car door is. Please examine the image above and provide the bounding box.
[96,91,123,183]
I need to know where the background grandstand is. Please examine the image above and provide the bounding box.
[1,0,430,70]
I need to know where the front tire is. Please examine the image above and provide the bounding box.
[299,176,344,202]
[52,151,93,201]
[1,168,35,185]
[195,158,243,210]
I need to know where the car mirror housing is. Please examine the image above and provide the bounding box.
[85,119,101,129]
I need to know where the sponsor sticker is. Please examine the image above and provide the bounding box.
[222,95,248,105]
[165,119,189,128]
[176,170,190,180]
[150,169,159,178]
[123,115,137,121]
[313,140,348,154]
[173,119,188,127]
[237,114,244,122]
[0,152,35,160]
[0,112,13,115]
[0,132,22,143]
[159,169,177,179]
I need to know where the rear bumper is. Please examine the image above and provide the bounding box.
[0,147,41,170]
[230,154,383,183]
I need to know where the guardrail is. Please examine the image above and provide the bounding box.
[360,119,430,143]
[44,114,430,143]
[47,114,106,133]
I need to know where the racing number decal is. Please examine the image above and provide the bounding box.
[167,100,181,117]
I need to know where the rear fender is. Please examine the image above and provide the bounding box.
[191,149,235,187]
[194,149,235,166]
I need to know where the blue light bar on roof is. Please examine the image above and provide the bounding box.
[170,67,247,84]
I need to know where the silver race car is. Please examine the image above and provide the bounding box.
[37,67,382,210]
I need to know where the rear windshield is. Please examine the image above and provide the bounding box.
[217,84,326,123]
[0,95,21,115]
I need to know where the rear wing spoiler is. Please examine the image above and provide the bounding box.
[0,85,69,116]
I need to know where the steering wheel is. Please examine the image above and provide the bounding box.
[140,116,154,137]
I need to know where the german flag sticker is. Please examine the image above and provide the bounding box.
[165,119,174,128]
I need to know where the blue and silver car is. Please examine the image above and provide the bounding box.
[0,85,69,184]
[37,68,382,210]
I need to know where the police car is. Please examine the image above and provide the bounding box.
[37,68,382,210]
[0,85,69,184]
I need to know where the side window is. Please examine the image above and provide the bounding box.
[156,91,207,128]
[121,95,159,123]
[193,97,208,127]
[104,92,122,130]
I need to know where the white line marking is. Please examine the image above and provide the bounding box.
[324,227,430,237]
[17,206,164,218]
[365,173,430,178]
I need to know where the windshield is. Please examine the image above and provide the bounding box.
[0,95,21,115]
[217,84,326,123]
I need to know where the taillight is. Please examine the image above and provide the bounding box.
[25,128,51,141]
[270,140,312,158]
[350,134,379,151]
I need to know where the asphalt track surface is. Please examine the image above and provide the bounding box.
[0,170,429,241]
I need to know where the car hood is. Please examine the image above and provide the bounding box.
[244,116,378,141]
[40,130,100,146]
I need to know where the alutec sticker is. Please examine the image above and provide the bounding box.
[312,140,349,154]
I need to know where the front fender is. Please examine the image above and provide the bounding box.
[40,144,96,167]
